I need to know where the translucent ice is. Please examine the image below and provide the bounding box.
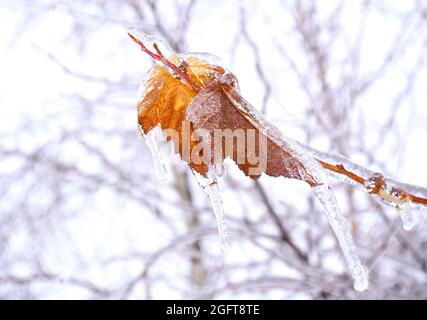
[192,169,231,251]
[128,27,175,60]
[305,147,427,233]
[313,184,369,292]
[213,162,225,177]
[223,87,369,289]
[142,127,169,181]
[131,29,426,290]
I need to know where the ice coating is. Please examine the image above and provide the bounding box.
[304,146,427,231]
[141,126,169,181]
[303,147,374,182]
[131,29,426,291]
[313,184,369,292]
[399,209,415,231]
[192,169,231,251]
[321,169,359,186]
[136,67,160,107]
[224,84,427,218]
[128,27,176,61]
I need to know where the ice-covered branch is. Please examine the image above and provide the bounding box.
[224,85,427,217]
[305,147,427,226]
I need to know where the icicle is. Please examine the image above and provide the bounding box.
[142,127,169,181]
[192,169,231,251]
[312,184,369,292]
[307,147,427,212]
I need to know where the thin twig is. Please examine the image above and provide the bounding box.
[127,32,200,92]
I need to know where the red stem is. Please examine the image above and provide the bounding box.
[128,32,200,92]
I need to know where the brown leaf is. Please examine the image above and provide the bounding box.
[185,73,317,186]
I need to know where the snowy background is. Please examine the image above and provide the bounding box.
[0,0,427,299]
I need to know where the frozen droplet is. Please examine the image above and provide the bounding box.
[313,184,369,292]
[213,162,225,177]
[399,209,414,231]
[353,265,369,292]
[192,169,231,251]
[142,128,169,181]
